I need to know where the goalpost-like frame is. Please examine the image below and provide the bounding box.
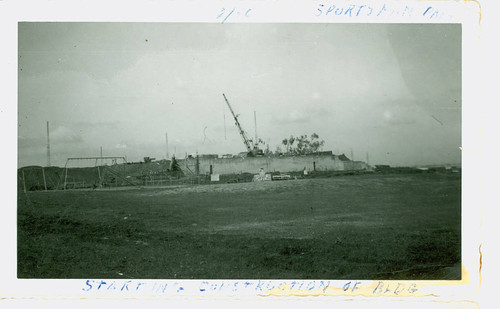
[63,156,127,190]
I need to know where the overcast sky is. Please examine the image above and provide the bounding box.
[18,23,461,167]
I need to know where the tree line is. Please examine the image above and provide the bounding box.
[262,133,325,156]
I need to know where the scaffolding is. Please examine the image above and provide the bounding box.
[62,156,128,190]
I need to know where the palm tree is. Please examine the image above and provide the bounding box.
[282,139,289,153]
[288,136,296,154]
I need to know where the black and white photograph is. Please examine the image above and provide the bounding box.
[17,22,462,281]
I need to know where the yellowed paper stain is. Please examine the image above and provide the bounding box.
[262,264,470,297]
[464,0,482,25]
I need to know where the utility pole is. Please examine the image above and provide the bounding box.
[41,167,47,191]
[64,162,68,190]
[254,110,257,147]
[22,170,27,193]
[223,114,227,140]
[166,132,169,159]
[46,121,51,167]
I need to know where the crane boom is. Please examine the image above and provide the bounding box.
[223,93,253,153]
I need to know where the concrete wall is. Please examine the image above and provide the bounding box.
[178,155,367,175]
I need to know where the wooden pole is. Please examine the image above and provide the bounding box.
[64,167,68,190]
[22,170,27,193]
[97,166,101,187]
[166,132,169,159]
[46,121,51,167]
[254,110,257,146]
[41,167,47,191]
[224,114,227,140]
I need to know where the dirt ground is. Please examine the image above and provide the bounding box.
[18,172,461,279]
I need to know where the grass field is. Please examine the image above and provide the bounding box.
[18,172,461,280]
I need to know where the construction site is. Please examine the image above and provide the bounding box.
[18,93,371,192]
[16,22,463,283]
[17,94,461,280]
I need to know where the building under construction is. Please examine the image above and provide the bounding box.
[19,94,370,191]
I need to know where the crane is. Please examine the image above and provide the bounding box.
[223,93,262,156]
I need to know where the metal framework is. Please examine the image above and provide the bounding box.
[63,156,128,189]
[20,166,48,193]
[65,156,127,166]
[223,93,253,153]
